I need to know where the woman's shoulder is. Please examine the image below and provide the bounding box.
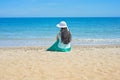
[57,32,61,37]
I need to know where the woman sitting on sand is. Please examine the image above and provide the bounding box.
[47,21,72,52]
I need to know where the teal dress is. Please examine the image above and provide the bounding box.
[47,33,71,52]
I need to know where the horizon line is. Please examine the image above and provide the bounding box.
[0,16,120,18]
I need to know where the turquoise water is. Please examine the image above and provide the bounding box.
[0,17,120,47]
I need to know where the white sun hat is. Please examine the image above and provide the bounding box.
[56,21,68,28]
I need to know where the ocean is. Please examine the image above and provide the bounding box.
[0,17,120,47]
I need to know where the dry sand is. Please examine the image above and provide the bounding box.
[0,45,120,80]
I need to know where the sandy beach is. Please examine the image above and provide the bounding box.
[0,45,120,80]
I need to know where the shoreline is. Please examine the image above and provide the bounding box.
[0,44,120,48]
[0,38,120,47]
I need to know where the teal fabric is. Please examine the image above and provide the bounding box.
[47,39,71,52]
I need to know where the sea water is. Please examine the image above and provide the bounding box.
[0,17,120,47]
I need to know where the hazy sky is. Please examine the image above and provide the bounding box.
[0,0,120,17]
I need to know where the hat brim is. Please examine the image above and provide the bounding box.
[56,24,67,28]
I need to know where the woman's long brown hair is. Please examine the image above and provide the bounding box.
[60,28,72,44]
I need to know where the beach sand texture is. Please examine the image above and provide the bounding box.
[0,46,120,80]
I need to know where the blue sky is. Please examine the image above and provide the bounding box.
[0,0,120,17]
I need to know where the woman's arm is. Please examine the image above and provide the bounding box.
[56,34,59,40]
[56,32,60,40]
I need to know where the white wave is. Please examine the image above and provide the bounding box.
[73,38,120,42]
[72,38,120,45]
